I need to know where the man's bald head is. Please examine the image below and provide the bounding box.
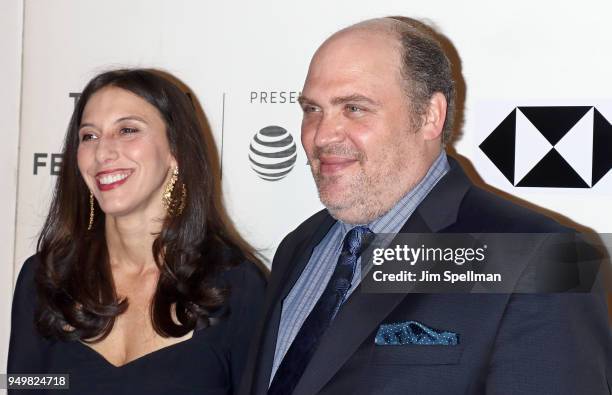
[300,17,452,223]
[315,17,455,145]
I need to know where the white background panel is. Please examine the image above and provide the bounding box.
[0,0,23,381]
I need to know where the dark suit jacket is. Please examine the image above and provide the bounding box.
[241,156,611,395]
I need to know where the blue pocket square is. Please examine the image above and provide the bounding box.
[375,321,459,346]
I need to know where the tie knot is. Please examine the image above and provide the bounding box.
[342,226,373,257]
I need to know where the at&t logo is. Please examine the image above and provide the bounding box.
[248,126,297,181]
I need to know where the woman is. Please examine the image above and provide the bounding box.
[8,69,267,394]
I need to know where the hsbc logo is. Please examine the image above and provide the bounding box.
[480,106,612,188]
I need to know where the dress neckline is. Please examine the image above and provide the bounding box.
[76,329,197,369]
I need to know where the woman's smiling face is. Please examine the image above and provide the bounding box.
[77,86,176,219]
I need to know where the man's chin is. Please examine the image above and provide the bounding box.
[318,195,367,224]
[314,173,348,196]
[317,184,346,208]
[325,205,373,225]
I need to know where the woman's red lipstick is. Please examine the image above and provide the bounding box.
[95,169,133,191]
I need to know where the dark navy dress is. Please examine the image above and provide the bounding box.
[7,256,266,395]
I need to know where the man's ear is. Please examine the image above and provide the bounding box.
[421,92,447,141]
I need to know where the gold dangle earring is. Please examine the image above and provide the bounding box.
[87,192,94,230]
[162,167,186,217]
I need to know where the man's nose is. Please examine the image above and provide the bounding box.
[313,113,345,148]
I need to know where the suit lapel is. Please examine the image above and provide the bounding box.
[414,156,471,232]
[292,212,431,395]
[292,156,473,395]
[253,213,336,395]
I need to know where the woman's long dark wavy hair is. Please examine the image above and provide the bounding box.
[36,69,262,341]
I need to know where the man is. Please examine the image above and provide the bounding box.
[241,17,611,394]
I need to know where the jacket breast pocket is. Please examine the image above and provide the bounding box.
[370,344,464,365]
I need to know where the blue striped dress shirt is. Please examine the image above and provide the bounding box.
[270,151,450,382]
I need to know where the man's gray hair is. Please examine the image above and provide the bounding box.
[387,16,455,145]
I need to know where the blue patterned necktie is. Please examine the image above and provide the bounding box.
[268,226,373,395]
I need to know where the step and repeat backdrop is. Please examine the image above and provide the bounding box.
[4,0,612,372]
